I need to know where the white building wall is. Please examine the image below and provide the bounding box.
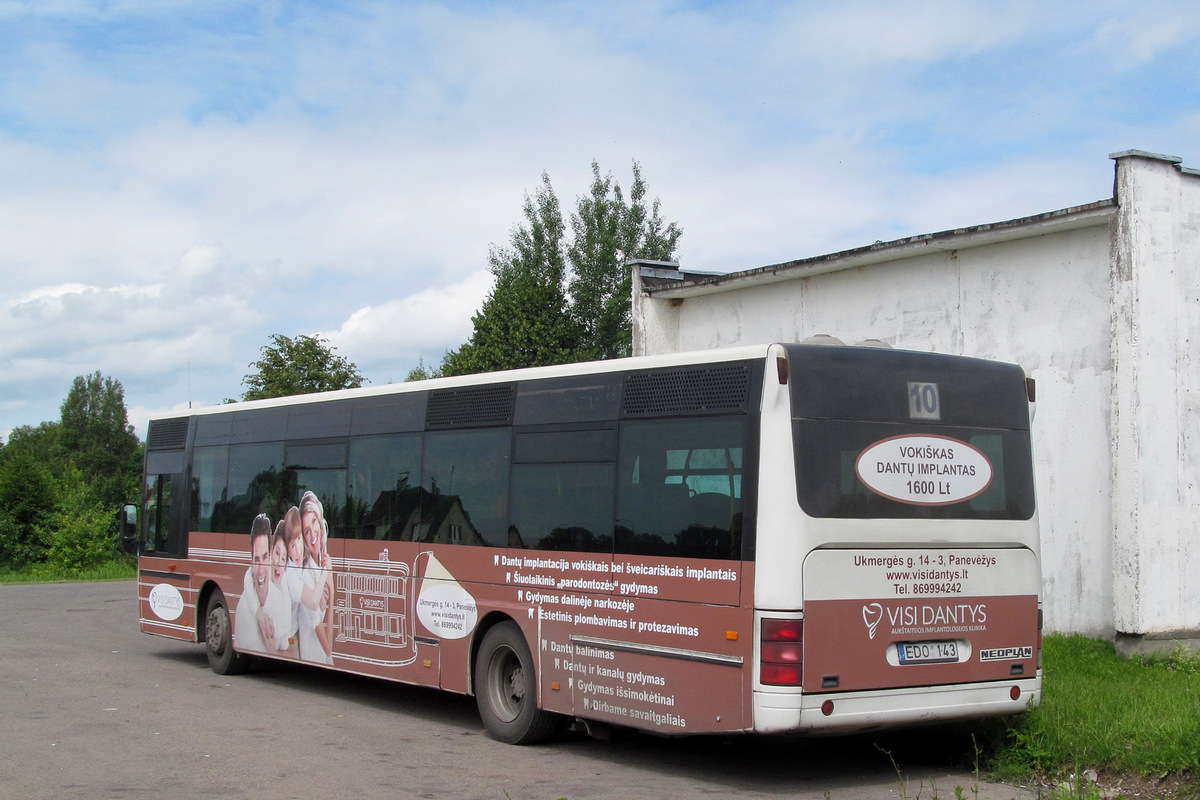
[1111,153,1200,642]
[634,152,1200,644]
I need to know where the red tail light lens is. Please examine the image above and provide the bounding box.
[1037,607,1044,669]
[761,642,801,663]
[761,663,802,685]
[762,618,802,641]
[761,618,803,686]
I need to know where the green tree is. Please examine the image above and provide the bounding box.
[3,421,65,468]
[241,334,365,401]
[0,448,56,567]
[42,464,117,572]
[405,358,443,382]
[440,161,681,376]
[568,160,682,360]
[441,173,578,376]
[0,380,143,573]
[60,372,139,480]
[59,372,142,510]
[0,423,66,567]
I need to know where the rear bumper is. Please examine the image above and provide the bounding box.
[753,676,1041,734]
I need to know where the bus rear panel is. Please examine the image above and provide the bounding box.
[752,343,1041,733]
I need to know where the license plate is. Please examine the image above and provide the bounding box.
[897,640,959,664]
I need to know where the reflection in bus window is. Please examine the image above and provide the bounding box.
[191,445,229,531]
[291,468,347,539]
[511,462,614,552]
[347,434,423,541]
[219,443,286,535]
[143,474,172,553]
[616,418,745,560]
[422,429,511,547]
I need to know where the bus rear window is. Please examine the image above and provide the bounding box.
[786,345,1035,520]
[795,420,1034,519]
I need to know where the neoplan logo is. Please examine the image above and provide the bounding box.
[979,646,1033,662]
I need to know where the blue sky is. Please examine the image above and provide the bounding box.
[2,0,1198,441]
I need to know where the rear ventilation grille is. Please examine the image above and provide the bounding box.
[623,362,751,417]
[147,417,189,451]
[426,385,516,429]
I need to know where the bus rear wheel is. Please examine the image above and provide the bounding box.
[474,622,563,744]
[205,590,250,675]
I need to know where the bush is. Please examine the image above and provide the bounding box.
[0,510,50,568]
[42,503,118,573]
[0,450,56,567]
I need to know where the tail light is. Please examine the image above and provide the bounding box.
[761,617,803,686]
[1037,606,1044,669]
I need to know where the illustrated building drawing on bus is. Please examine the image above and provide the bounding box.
[333,551,412,665]
[125,340,1043,744]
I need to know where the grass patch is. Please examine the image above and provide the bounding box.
[0,556,136,584]
[986,634,1200,795]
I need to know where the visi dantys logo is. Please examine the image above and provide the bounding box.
[862,603,883,639]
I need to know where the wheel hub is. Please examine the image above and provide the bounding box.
[508,665,525,701]
[207,608,226,656]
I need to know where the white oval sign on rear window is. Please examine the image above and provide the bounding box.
[855,435,993,506]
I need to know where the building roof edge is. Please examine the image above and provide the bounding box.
[645,199,1116,298]
[1109,149,1184,164]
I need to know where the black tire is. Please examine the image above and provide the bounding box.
[205,590,251,675]
[474,622,563,744]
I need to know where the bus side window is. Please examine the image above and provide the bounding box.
[348,434,423,541]
[422,428,511,547]
[511,462,615,552]
[510,428,615,553]
[191,445,229,532]
[143,474,173,554]
[287,442,349,538]
[223,443,286,534]
[616,418,745,560]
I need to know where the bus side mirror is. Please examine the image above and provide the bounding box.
[119,504,139,555]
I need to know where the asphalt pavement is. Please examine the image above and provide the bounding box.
[0,580,1036,800]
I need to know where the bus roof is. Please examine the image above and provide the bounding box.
[155,341,1023,423]
[159,343,779,422]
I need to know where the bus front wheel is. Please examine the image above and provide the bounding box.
[474,622,563,744]
[205,590,250,675]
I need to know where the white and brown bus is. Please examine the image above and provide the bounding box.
[125,341,1042,744]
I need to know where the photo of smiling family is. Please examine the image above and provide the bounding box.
[235,491,335,664]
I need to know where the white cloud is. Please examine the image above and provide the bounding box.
[320,269,494,378]
[795,1,1034,66]
[172,243,231,291]
[1088,4,1200,67]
